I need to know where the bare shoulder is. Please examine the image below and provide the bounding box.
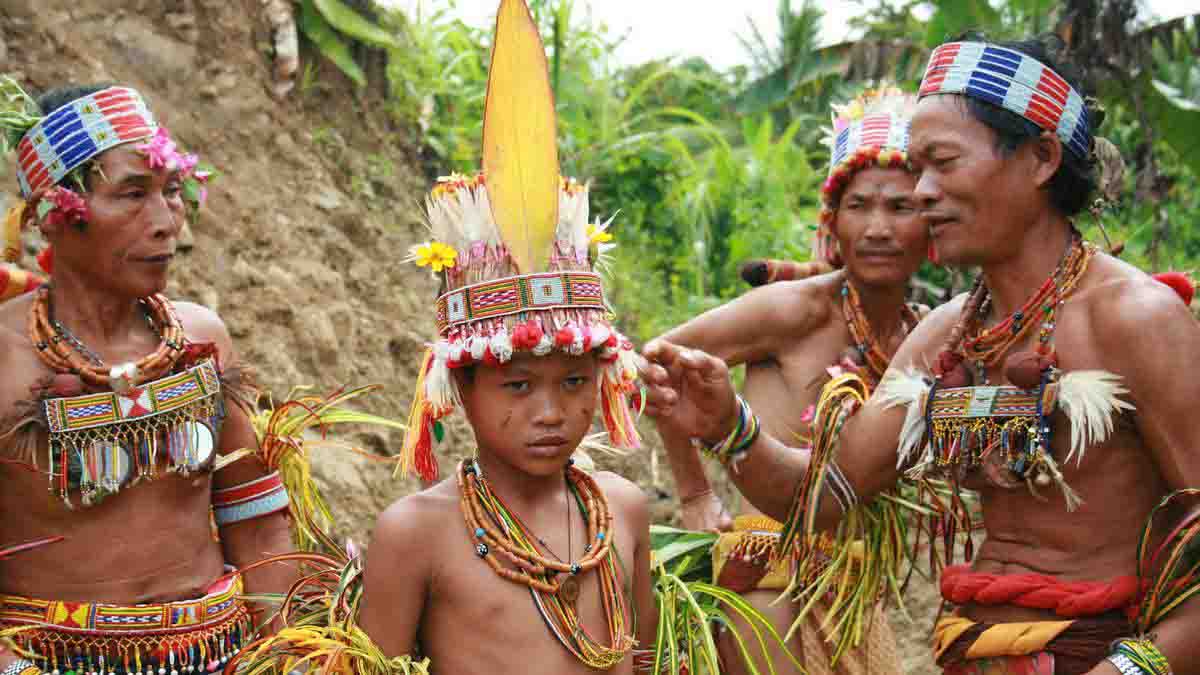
[888,291,966,369]
[0,294,43,416]
[369,479,461,566]
[0,292,33,338]
[1076,255,1191,351]
[591,471,650,524]
[172,300,232,348]
[753,271,839,331]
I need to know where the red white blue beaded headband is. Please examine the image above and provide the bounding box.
[919,41,1091,160]
[15,86,157,197]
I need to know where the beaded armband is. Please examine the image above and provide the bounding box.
[697,396,760,467]
[1,660,40,675]
[212,471,290,526]
[1109,638,1171,675]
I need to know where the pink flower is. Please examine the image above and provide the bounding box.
[136,128,179,171]
[177,152,199,177]
[43,187,88,228]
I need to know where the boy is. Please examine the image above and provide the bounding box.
[356,1,656,672]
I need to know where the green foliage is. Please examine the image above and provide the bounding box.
[650,526,805,674]
[298,0,400,86]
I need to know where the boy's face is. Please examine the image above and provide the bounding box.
[458,350,600,477]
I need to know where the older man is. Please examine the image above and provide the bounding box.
[645,35,1200,675]
[0,82,294,675]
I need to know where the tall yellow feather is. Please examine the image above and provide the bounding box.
[482,0,560,274]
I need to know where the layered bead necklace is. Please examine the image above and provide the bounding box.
[934,233,1094,388]
[29,286,185,392]
[841,280,920,386]
[457,459,635,669]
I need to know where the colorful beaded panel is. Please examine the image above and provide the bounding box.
[919,42,1089,159]
[0,575,250,674]
[42,360,224,507]
[0,574,242,636]
[16,87,157,197]
[43,360,219,435]
[830,112,910,171]
[926,385,1043,471]
[929,386,1039,420]
[435,271,606,335]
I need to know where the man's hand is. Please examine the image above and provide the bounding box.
[640,339,738,444]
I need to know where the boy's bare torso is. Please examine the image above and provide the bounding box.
[370,471,645,674]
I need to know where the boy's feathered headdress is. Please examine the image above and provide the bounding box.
[398,0,640,482]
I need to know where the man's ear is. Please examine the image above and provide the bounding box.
[1028,130,1063,190]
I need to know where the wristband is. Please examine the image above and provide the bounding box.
[697,395,760,467]
[1,660,39,675]
[1111,638,1170,675]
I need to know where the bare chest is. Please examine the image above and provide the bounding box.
[422,518,638,673]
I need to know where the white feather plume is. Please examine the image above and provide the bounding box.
[557,183,590,253]
[873,367,933,469]
[1056,370,1135,466]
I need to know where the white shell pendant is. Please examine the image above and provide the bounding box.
[108,362,140,394]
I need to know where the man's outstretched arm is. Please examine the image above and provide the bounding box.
[641,301,953,527]
[653,281,830,529]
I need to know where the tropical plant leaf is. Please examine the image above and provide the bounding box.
[312,0,401,49]
[299,0,366,87]
[1142,76,1200,181]
[925,0,1001,47]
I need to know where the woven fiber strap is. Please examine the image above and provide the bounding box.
[435,271,606,335]
[830,112,910,171]
[919,42,1090,159]
[16,87,157,196]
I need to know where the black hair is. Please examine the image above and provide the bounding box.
[950,32,1099,216]
[35,83,113,193]
[35,83,112,116]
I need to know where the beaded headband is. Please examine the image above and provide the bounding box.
[398,0,641,482]
[918,41,1091,160]
[815,88,917,267]
[15,86,157,197]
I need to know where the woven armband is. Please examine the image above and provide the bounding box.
[1110,638,1170,675]
[697,396,760,467]
[213,471,289,526]
[1,660,40,675]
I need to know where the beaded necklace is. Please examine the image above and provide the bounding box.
[29,287,185,392]
[458,459,635,669]
[934,233,1093,387]
[841,280,919,386]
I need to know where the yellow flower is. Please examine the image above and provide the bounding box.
[414,241,458,272]
[586,223,613,246]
